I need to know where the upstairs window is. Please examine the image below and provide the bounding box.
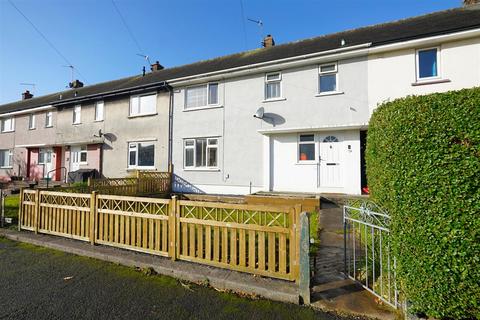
[128,141,155,168]
[45,111,53,127]
[28,114,36,130]
[73,105,81,124]
[184,137,218,168]
[417,47,439,80]
[0,149,13,168]
[298,134,315,161]
[319,63,338,93]
[265,72,281,100]
[185,83,219,109]
[130,93,157,116]
[95,101,104,121]
[1,117,14,132]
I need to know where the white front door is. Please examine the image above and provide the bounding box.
[39,148,54,178]
[70,145,87,172]
[319,135,342,188]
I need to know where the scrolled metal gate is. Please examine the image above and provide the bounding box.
[343,201,399,308]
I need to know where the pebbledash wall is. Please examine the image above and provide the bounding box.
[171,56,369,195]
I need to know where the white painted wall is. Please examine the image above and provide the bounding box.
[368,37,480,112]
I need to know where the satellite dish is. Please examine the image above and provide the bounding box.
[253,107,265,119]
[93,129,104,138]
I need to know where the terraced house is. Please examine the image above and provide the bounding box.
[1,5,479,195]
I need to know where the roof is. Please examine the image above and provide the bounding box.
[1,5,480,115]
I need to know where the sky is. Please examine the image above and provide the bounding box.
[0,0,461,105]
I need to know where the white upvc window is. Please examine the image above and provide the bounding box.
[298,134,316,162]
[95,101,104,121]
[416,47,440,81]
[128,141,155,169]
[28,114,36,130]
[129,92,157,117]
[265,72,281,100]
[45,111,53,127]
[319,62,338,93]
[73,105,81,124]
[184,137,218,169]
[38,149,52,164]
[185,83,219,109]
[1,117,15,133]
[0,149,13,168]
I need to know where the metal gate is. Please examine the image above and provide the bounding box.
[343,202,399,308]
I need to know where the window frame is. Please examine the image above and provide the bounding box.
[79,145,88,164]
[127,141,155,169]
[0,149,13,168]
[94,101,104,122]
[318,62,339,94]
[38,148,52,164]
[183,137,219,170]
[1,117,15,133]
[184,83,220,110]
[298,134,317,163]
[45,111,53,128]
[28,113,36,130]
[264,72,282,100]
[129,92,157,117]
[415,46,441,81]
[73,105,81,124]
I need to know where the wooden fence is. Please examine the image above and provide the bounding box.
[19,189,306,282]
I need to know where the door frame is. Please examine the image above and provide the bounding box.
[318,132,344,189]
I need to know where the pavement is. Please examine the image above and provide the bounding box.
[310,201,397,320]
[0,235,357,320]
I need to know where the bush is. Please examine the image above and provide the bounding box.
[366,88,480,319]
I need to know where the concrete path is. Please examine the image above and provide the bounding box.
[310,201,396,320]
[0,236,358,320]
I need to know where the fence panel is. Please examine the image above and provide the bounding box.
[95,194,171,257]
[37,191,91,241]
[176,200,298,281]
[19,189,37,231]
[90,178,138,195]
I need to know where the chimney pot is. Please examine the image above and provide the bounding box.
[262,35,275,48]
[22,90,33,100]
[69,79,84,89]
[150,61,164,72]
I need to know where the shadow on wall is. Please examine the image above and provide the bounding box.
[262,112,286,127]
[172,174,205,194]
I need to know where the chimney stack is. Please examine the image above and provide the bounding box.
[22,90,33,100]
[150,61,164,72]
[262,35,275,48]
[69,80,84,89]
[463,0,479,5]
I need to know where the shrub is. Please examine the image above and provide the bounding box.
[366,88,480,319]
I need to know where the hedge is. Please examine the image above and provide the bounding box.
[366,88,480,319]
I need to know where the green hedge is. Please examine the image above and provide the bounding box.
[366,88,480,319]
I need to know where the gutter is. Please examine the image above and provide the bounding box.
[0,105,54,118]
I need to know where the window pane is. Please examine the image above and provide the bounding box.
[320,64,336,73]
[266,82,280,99]
[46,112,52,127]
[139,94,156,114]
[207,147,217,167]
[130,96,140,115]
[138,142,154,167]
[419,49,438,78]
[195,138,207,167]
[320,74,337,92]
[80,151,87,162]
[129,150,136,166]
[300,134,314,142]
[0,151,6,167]
[186,85,208,108]
[185,140,194,146]
[266,73,280,81]
[208,83,218,105]
[299,144,315,161]
[95,102,104,120]
[185,148,194,167]
[208,138,218,145]
[29,114,35,129]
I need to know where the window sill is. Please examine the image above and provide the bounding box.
[412,78,451,86]
[45,126,53,128]
[315,91,344,97]
[0,166,13,169]
[295,161,318,165]
[183,105,223,112]
[72,123,82,126]
[94,120,104,123]
[28,128,36,131]
[262,97,286,103]
[127,167,156,171]
[128,112,158,119]
[1,131,14,133]
[183,168,220,172]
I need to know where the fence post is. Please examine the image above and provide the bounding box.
[87,177,92,187]
[18,188,24,231]
[294,204,302,281]
[298,211,311,305]
[34,189,40,234]
[169,195,177,260]
[90,191,97,245]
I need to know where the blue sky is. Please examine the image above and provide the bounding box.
[0,0,461,104]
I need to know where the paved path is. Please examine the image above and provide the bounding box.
[310,201,395,320]
[0,237,352,320]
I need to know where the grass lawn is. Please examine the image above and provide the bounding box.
[4,194,19,219]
